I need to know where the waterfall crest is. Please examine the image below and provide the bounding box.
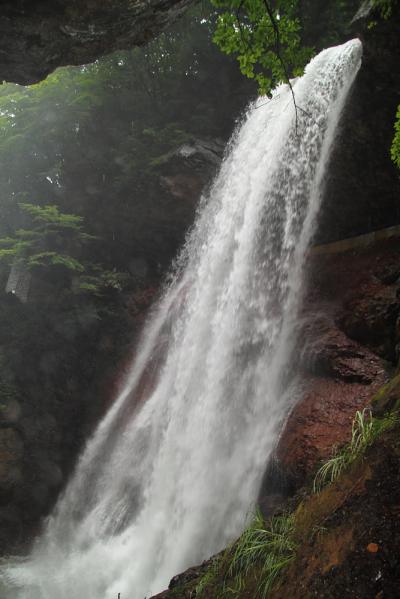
[1,39,362,599]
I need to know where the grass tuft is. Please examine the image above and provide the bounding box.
[195,557,222,598]
[313,408,398,493]
[223,509,297,598]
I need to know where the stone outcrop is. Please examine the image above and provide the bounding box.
[0,0,192,84]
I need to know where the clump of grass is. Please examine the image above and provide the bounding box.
[195,557,222,598]
[313,408,398,493]
[223,509,297,598]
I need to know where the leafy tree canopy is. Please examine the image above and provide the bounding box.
[210,0,361,96]
[211,0,313,95]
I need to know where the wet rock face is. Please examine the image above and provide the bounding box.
[0,0,192,84]
[276,240,400,485]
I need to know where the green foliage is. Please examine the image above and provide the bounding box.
[313,408,399,493]
[211,0,314,95]
[0,203,125,296]
[26,251,85,272]
[18,203,84,229]
[78,268,130,296]
[373,0,396,19]
[391,104,400,169]
[0,203,87,273]
[195,557,222,597]
[224,509,297,597]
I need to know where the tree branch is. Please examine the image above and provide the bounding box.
[260,0,300,132]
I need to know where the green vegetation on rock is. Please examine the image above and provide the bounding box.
[313,408,399,493]
[226,510,297,598]
[194,510,296,598]
[391,104,400,169]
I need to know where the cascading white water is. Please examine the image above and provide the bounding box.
[1,39,362,599]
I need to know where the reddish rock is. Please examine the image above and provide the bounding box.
[277,240,400,482]
[277,373,386,480]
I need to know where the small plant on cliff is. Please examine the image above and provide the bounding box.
[391,104,400,170]
[195,557,223,598]
[223,509,297,598]
[313,408,398,493]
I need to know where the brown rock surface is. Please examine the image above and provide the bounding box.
[277,239,400,482]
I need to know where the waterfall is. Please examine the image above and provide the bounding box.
[1,39,362,599]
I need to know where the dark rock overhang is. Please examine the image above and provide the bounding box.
[0,0,193,85]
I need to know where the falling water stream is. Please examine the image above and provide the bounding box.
[1,39,362,599]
